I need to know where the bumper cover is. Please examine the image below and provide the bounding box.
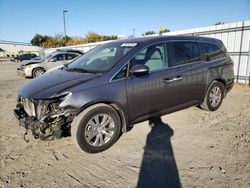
[13,107,39,130]
[13,107,66,140]
[17,68,26,77]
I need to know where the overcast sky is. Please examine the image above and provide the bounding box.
[0,0,250,43]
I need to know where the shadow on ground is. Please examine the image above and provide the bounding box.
[137,117,181,188]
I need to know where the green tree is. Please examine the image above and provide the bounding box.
[160,28,170,33]
[102,35,118,41]
[143,31,156,36]
[31,34,44,46]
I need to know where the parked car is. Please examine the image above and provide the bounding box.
[17,50,82,78]
[56,48,84,55]
[13,53,37,62]
[14,36,234,153]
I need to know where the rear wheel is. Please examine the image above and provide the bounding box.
[200,81,224,111]
[71,103,121,153]
[32,68,45,78]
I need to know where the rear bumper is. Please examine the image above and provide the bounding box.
[226,79,234,93]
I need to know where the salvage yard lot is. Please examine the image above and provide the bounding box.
[0,62,249,188]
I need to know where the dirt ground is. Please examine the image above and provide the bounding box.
[0,62,249,188]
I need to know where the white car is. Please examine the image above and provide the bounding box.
[17,50,83,78]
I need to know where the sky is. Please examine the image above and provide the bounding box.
[0,0,250,43]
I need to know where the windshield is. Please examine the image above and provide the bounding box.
[66,42,136,73]
[40,53,54,61]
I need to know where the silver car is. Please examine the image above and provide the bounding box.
[17,50,82,78]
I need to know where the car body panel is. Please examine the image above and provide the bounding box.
[126,68,175,122]
[19,69,101,99]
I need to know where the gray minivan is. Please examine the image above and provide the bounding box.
[14,36,234,153]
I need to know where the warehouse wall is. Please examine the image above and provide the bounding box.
[0,41,42,57]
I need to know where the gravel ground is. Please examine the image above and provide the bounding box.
[0,62,249,188]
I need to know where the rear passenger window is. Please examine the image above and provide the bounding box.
[204,43,226,61]
[173,42,201,65]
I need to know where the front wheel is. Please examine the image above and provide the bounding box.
[200,81,225,111]
[71,103,121,153]
[32,68,45,78]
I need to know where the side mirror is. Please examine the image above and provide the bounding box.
[130,64,149,76]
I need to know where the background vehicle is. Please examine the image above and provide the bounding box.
[12,53,37,62]
[17,49,83,78]
[14,36,234,153]
[56,49,85,55]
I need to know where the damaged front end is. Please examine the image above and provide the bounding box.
[13,94,75,140]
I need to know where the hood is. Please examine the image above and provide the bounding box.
[21,59,42,66]
[19,69,100,99]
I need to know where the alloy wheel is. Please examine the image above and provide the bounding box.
[84,114,115,147]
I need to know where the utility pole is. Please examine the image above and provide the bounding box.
[133,28,135,37]
[63,10,68,38]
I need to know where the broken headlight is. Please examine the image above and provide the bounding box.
[34,94,69,120]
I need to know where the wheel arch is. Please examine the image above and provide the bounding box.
[76,100,130,133]
[207,78,227,97]
[32,67,46,76]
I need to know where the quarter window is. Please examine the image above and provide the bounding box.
[113,66,127,80]
[131,43,167,72]
[173,42,201,65]
[204,43,226,61]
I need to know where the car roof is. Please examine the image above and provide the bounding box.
[109,35,223,46]
[52,51,82,56]
[56,49,84,55]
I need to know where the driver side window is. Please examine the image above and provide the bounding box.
[130,43,167,72]
[50,54,65,62]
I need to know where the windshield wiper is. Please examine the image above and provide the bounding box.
[64,67,99,74]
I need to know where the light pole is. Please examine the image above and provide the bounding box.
[133,28,135,37]
[63,10,68,38]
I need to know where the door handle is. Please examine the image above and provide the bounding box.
[163,76,183,83]
[163,78,174,83]
[172,76,183,81]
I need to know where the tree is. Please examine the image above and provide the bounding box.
[160,28,170,33]
[67,36,87,46]
[102,35,118,41]
[31,34,44,46]
[85,32,102,43]
[143,31,156,36]
[30,32,119,48]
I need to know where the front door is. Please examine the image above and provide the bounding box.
[126,43,175,122]
[46,53,66,70]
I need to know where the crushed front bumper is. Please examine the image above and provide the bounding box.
[13,106,67,140]
[13,107,36,129]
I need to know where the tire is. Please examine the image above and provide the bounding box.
[71,103,121,153]
[32,68,45,78]
[200,81,225,111]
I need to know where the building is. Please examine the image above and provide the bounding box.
[0,40,42,58]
